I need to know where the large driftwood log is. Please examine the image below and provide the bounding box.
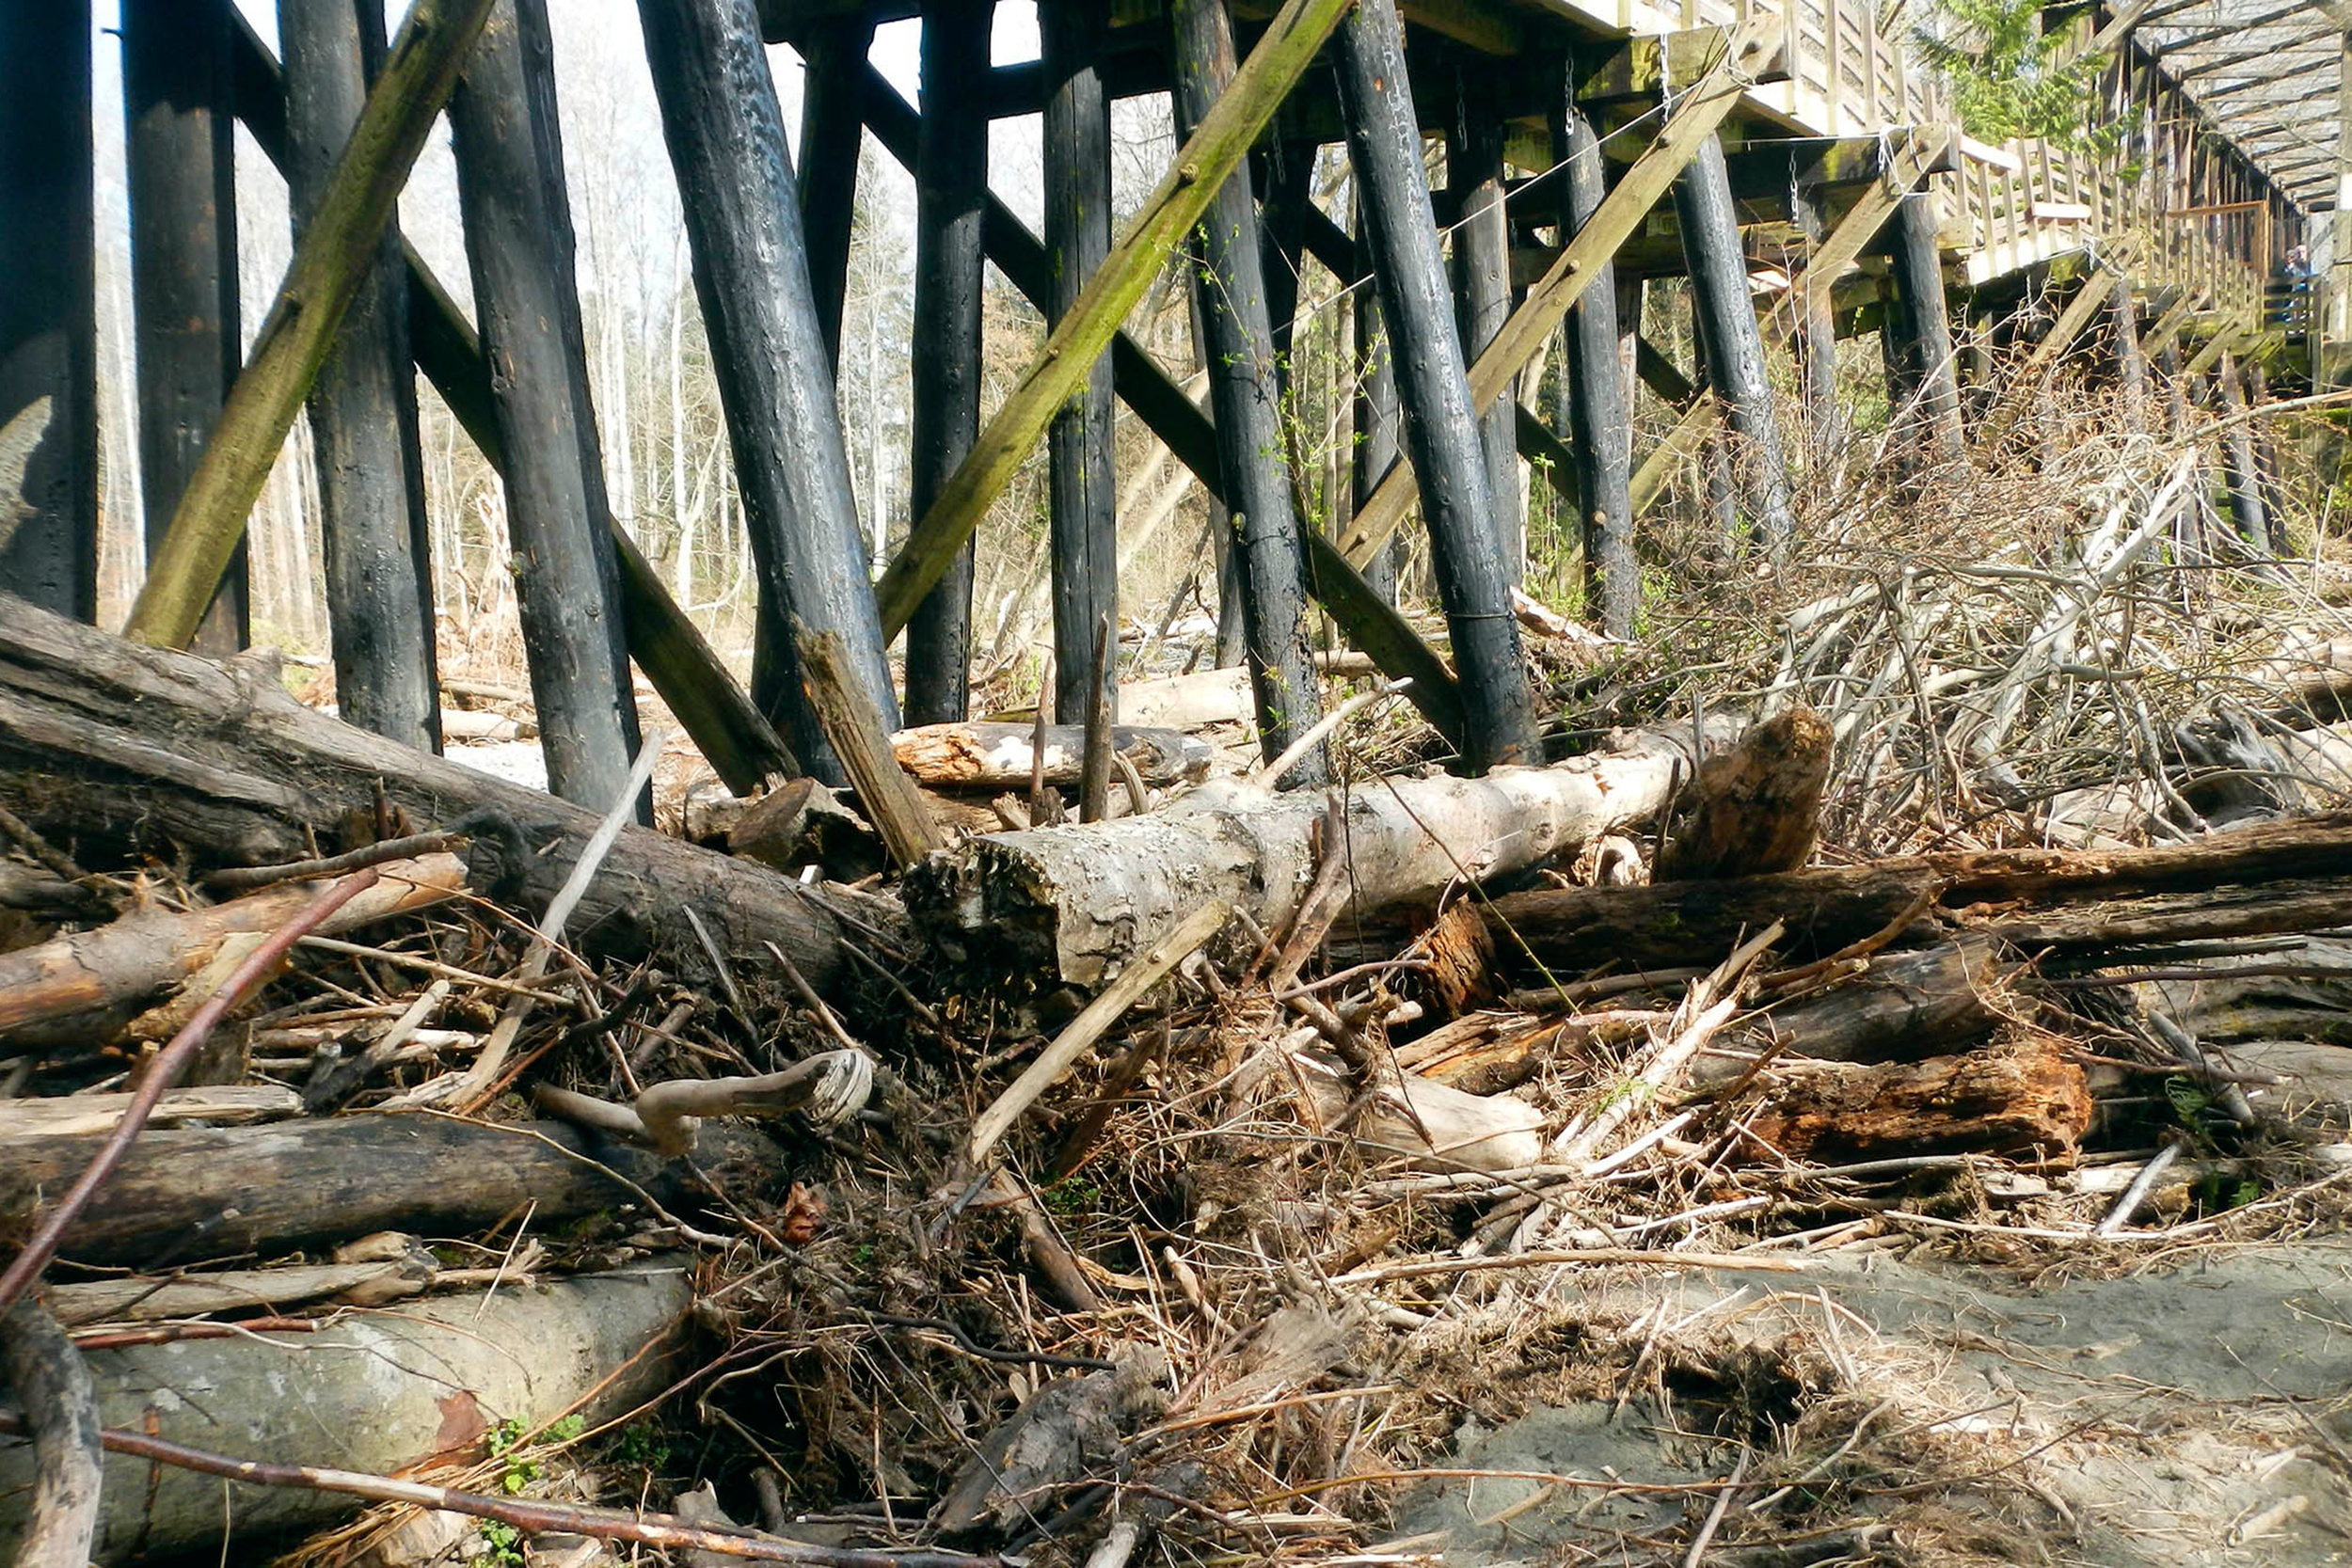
[909,726,1730,986]
[0,595,893,989]
[2,1114,788,1267]
[0,1263,691,1566]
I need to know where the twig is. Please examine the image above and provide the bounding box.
[0,866,383,1310]
[1250,679,1410,788]
[204,830,469,891]
[0,800,89,886]
[1328,1248,1809,1285]
[0,1412,993,1566]
[1682,1446,1750,1566]
[444,732,664,1115]
[2093,1140,2182,1236]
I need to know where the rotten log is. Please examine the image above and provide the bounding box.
[1656,705,1831,880]
[0,1299,100,1568]
[1,1116,787,1269]
[0,595,889,990]
[1739,1036,2091,1164]
[0,1262,691,1566]
[908,723,1734,987]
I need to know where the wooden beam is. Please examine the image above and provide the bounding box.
[0,0,100,621]
[1173,0,1325,782]
[1553,61,1635,636]
[1336,14,1777,572]
[450,0,644,814]
[282,0,442,753]
[125,0,247,657]
[1449,75,1522,582]
[1677,131,1796,540]
[902,0,993,727]
[639,0,899,783]
[1337,0,1534,771]
[1352,210,1403,604]
[126,0,496,651]
[868,0,1356,641]
[1042,0,1118,727]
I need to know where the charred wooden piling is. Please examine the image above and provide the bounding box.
[638,0,899,781]
[282,0,442,753]
[1042,0,1120,729]
[1448,83,1522,583]
[1884,191,1964,465]
[1334,0,1536,771]
[125,0,248,657]
[1171,0,1326,784]
[450,0,644,812]
[1551,63,1636,638]
[1675,134,1795,544]
[0,0,99,623]
[902,0,994,727]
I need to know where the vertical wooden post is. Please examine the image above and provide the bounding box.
[1885,189,1964,464]
[2215,349,2270,553]
[797,14,874,368]
[0,0,98,623]
[2244,358,2289,544]
[450,0,643,812]
[1257,140,1313,374]
[1789,181,1843,463]
[282,0,442,752]
[1187,287,1248,664]
[902,0,993,727]
[1041,0,1118,727]
[126,0,246,656]
[1550,61,1636,638]
[1334,0,1536,770]
[1448,77,1523,583]
[1674,134,1796,542]
[2111,274,2148,433]
[1352,240,1404,604]
[638,0,899,781]
[1172,0,1326,784]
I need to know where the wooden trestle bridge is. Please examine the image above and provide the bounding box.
[0,0,2332,812]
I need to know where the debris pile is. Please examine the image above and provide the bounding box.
[8,434,2352,1566]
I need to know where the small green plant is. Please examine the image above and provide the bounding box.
[1042,1175,1101,1217]
[615,1420,672,1474]
[481,1520,525,1566]
[486,1414,584,1495]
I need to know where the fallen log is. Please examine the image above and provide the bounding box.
[893,721,1210,789]
[0,1261,691,1566]
[0,594,892,990]
[1,1114,788,1268]
[1738,1036,2091,1164]
[0,853,466,1053]
[1448,814,2352,974]
[910,724,1731,986]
